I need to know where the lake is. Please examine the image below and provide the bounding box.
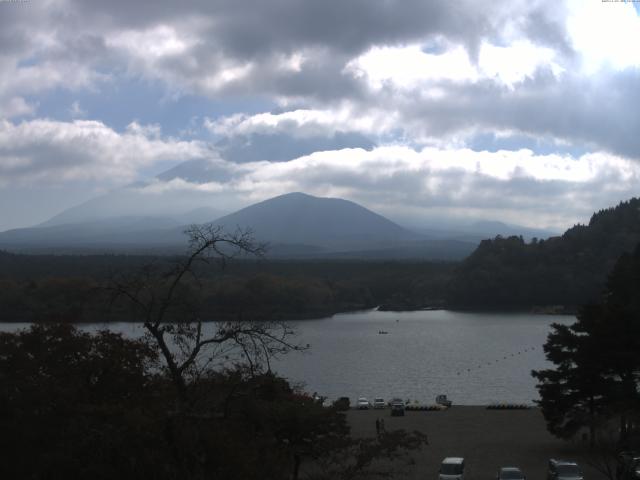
[0,309,573,405]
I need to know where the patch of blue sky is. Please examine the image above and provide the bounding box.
[16,56,40,68]
[466,132,589,158]
[421,39,447,55]
[25,76,276,139]
[376,128,416,149]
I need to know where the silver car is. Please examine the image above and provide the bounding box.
[439,457,464,480]
[498,467,526,480]
[548,459,583,480]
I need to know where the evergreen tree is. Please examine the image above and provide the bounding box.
[532,244,640,445]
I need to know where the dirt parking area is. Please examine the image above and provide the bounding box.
[347,407,606,480]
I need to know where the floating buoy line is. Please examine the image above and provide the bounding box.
[455,346,539,376]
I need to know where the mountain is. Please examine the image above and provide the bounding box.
[0,216,188,253]
[212,192,420,252]
[40,157,232,227]
[0,191,479,259]
[39,186,226,228]
[447,197,640,309]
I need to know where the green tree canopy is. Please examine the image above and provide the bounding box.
[532,244,640,445]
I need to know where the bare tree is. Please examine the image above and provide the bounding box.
[109,224,303,407]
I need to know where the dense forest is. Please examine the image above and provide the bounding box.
[447,198,640,309]
[0,252,454,322]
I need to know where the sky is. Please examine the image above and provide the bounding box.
[0,0,639,231]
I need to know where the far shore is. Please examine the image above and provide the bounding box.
[0,304,578,324]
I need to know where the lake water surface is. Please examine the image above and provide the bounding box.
[0,309,573,405]
[279,309,573,405]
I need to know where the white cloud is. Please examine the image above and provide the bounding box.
[205,106,394,139]
[1,0,639,230]
[0,119,208,186]
[107,25,193,59]
[346,39,563,92]
[478,40,563,87]
[567,0,640,73]
[131,145,640,229]
[345,43,478,89]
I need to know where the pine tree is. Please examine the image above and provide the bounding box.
[532,245,640,445]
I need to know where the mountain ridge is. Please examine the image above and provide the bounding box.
[0,191,479,259]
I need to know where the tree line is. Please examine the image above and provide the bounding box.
[448,198,640,309]
[0,251,454,322]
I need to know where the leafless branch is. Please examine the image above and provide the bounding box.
[106,223,302,407]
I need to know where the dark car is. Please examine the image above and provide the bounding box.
[333,396,351,411]
[617,452,640,480]
[548,459,583,480]
[390,398,405,416]
[498,467,526,480]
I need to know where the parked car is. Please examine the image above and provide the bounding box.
[498,467,526,480]
[548,459,583,480]
[439,457,465,480]
[357,397,371,409]
[436,394,453,407]
[617,452,640,480]
[334,396,350,411]
[373,397,386,409]
[390,398,405,416]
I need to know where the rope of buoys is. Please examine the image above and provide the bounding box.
[455,345,540,376]
[486,403,532,410]
[405,404,449,411]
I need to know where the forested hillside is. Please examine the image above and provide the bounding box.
[447,198,640,309]
[0,252,454,322]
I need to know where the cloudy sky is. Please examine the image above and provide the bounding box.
[1,0,639,231]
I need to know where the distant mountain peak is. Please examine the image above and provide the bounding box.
[212,192,420,251]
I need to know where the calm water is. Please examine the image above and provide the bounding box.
[278,309,573,405]
[0,309,573,405]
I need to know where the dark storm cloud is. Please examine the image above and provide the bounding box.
[0,0,555,103]
[70,0,498,58]
[386,66,640,159]
[521,3,575,57]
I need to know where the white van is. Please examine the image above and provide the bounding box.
[439,457,465,480]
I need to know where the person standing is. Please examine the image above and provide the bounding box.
[375,418,380,436]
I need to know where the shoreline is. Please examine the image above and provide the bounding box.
[0,305,576,324]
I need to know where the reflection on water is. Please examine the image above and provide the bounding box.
[0,309,573,405]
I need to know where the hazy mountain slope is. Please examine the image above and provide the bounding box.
[40,157,231,227]
[448,197,640,309]
[408,221,557,244]
[467,221,556,241]
[212,192,421,251]
[0,216,188,250]
[0,191,477,260]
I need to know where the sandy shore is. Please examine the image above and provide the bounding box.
[347,407,606,480]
